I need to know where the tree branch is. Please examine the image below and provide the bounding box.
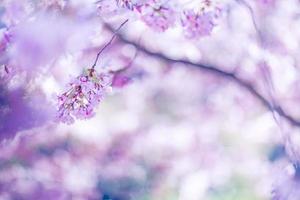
[103,23,300,127]
[91,19,129,69]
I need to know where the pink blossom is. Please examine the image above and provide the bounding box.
[112,73,131,87]
[56,68,112,124]
[181,10,215,39]
[140,0,176,32]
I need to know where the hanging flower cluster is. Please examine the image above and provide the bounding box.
[56,68,112,124]
[56,18,128,124]
[181,10,215,39]
[139,0,176,32]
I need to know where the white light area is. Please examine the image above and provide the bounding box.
[33,158,55,182]
[255,171,274,200]
[238,159,269,180]
[285,163,295,176]
[182,43,202,63]
[240,57,257,75]
[229,4,255,34]
[57,99,140,142]
[268,0,300,52]
[276,0,299,19]
[121,44,137,58]
[275,22,298,52]
[63,160,97,193]
[242,113,276,144]
[90,25,105,45]
[140,123,195,152]
[210,159,232,186]
[127,21,147,38]
[63,119,108,142]
[247,42,263,61]
[265,53,297,93]
[167,124,194,150]
[179,171,209,200]
[170,157,198,178]
[67,22,95,54]
[195,122,220,144]
[125,84,148,113]
[55,54,82,81]
[68,0,98,10]
[107,111,140,132]
[40,76,60,99]
[166,26,183,38]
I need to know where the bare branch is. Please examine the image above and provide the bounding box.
[103,23,300,127]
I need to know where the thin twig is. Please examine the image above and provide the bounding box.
[91,19,129,69]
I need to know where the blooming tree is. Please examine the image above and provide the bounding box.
[0,0,300,199]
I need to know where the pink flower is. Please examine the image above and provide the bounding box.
[56,68,112,124]
[140,0,176,32]
[181,10,215,39]
[112,73,131,88]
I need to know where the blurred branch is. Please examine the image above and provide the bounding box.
[235,0,263,41]
[103,22,300,127]
[235,1,287,130]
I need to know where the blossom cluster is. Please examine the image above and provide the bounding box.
[181,10,215,39]
[139,0,176,32]
[99,0,222,37]
[56,68,112,124]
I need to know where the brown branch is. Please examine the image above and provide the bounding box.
[103,23,300,127]
[91,19,129,69]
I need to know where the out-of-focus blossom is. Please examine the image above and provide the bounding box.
[9,14,68,71]
[140,0,176,32]
[0,87,53,140]
[1,0,300,199]
[272,163,300,200]
[1,1,33,26]
[8,12,93,74]
[36,0,67,10]
[181,10,215,39]
[116,0,139,10]
[97,0,119,15]
[112,73,131,88]
[57,68,112,124]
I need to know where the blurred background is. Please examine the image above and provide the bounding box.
[1,0,300,199]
